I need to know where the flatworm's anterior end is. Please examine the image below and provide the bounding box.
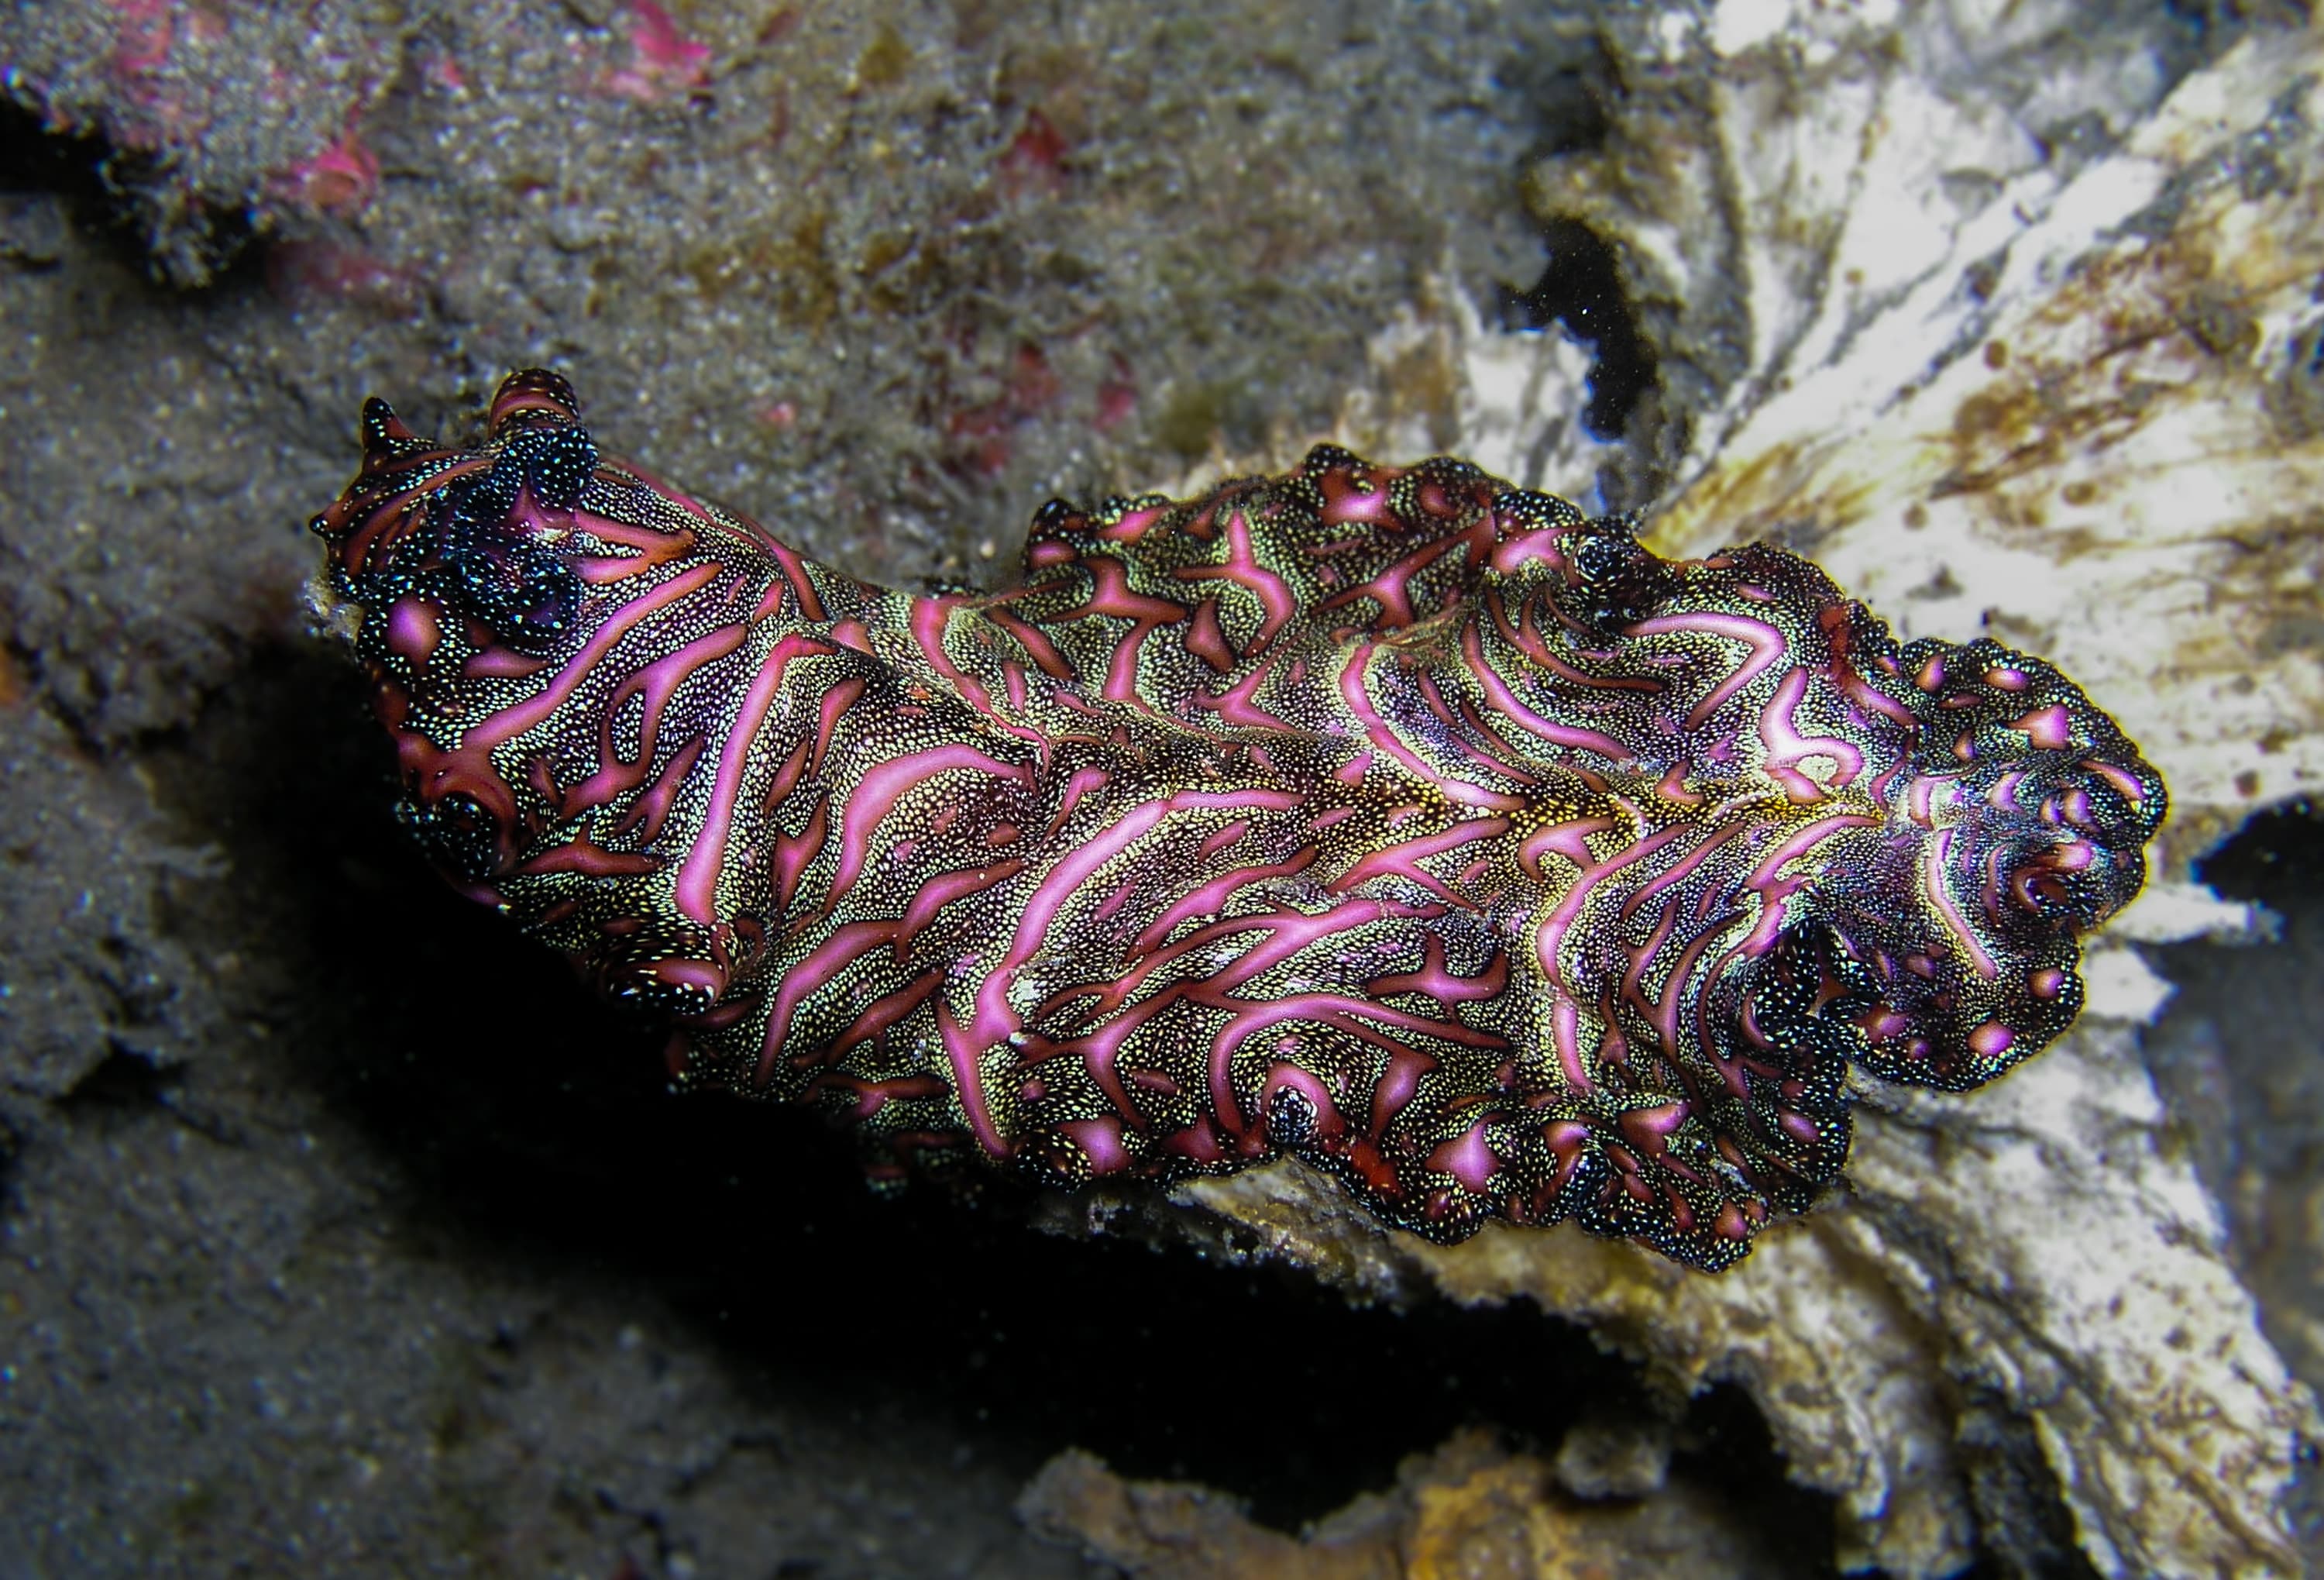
[315,368,2168,1275]
[483,367,587,439]
[313,375,628,884]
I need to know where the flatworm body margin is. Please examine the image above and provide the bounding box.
[311,369,2164,1271]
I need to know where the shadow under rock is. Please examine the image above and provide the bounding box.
[172,639,1841,1559]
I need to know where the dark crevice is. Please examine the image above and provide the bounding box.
[1668,1383,1839,1561]
[1957,1389,2106,1579]
[2195,793,2324,900]
[2161,0,2310,50]
[0,100,119,208]
[0,98,257,286]
[57,1042,187,1113]
[1496,218,1659,441]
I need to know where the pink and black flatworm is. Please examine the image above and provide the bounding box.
[311,369,2164,1270]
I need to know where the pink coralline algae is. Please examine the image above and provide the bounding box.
[268,128,381,217]
[602,0,712,104]
[311,370,2164,1269]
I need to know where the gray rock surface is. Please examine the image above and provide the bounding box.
[2,1,2315,1576]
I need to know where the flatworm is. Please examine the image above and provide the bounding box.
[311,369,2164,1270]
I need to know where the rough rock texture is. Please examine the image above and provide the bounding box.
[1018,1427,1824,1580]
[1637,15,2324,871]
[3,0,416,284]
[2,0,2317,1575]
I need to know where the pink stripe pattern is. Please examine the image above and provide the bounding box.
[310,370,2165,1270]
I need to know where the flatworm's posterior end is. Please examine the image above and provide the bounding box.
[1810,635,2166,1095]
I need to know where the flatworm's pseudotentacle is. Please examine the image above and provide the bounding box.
[312,370,2164,1270]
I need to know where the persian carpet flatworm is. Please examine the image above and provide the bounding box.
[311,369,2163,1269]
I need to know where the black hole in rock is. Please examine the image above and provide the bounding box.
[0,100,116,206]
[1672,1383,1844,1561]
[2192,793,2324,900]
[1497,219,1659,441]
[58,1044,186,1113]
[0,101,124,275]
